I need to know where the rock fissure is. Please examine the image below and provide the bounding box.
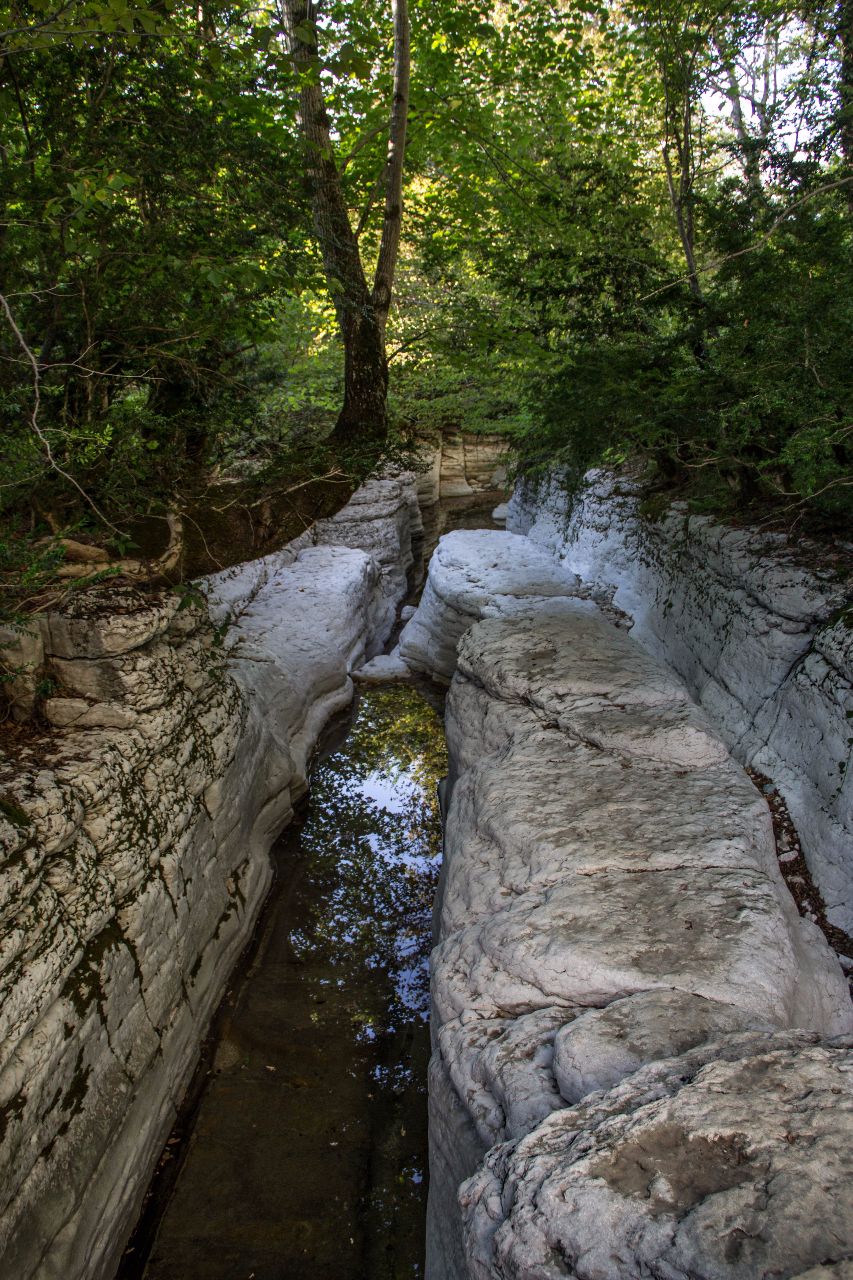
[0,465,438,1280]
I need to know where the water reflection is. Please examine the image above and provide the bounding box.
[136,683,447,1280]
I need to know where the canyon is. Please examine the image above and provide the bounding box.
[0,448,851,1280]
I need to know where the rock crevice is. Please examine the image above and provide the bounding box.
[0,470,427,1280]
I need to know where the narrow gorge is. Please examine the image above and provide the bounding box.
[1,445,852,1280]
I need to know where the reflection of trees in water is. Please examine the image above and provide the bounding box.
[297,685,447,1025]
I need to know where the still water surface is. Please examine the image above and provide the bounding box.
[127,683,447,1280]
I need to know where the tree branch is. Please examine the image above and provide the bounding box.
[0,290,125,532]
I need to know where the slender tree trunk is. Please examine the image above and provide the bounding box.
[284,0,410,447]
[714,44,763,201]
[661,101,704,304]
[840,0,853,210]
[373,0,409,338]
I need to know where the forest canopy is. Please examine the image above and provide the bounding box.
[1,0,852,608]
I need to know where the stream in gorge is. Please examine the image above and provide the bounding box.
[116,492,504,1280]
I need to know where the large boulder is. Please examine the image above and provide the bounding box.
[462,1033,853,1280]
[397,530,590,682]
[427,602,852,1277]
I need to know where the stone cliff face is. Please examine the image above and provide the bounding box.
[437,434,509,499]
[507,471,853,934]
[0,472,426,1280]
[394,525,853,1280]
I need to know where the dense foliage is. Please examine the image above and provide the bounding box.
[1,0,851,598]
[392,0,853,526]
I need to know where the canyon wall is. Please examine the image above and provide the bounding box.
[0,472,425,1280]
[437,433,509,499]
[508,471,853,934]
[395,526,853,1280]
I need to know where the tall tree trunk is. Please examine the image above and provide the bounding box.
[661,86,704,305]
[373,0,409,339]
[840,0,853,210]
[285,0,410,448]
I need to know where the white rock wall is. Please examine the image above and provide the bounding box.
[0,472,422,1280]
[508,471,853,933]
[439,434,509,499]
[397,525,853,1279]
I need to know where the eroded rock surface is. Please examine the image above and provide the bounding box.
[397,530,595,682]
[418,578,852,1277]
[508,471,853,934]
[462,1033,853,1280]
[439,433,509,498]
[0,472,422,1280]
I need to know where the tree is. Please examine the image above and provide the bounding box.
[284,0,410,448]
[0,0,307,531]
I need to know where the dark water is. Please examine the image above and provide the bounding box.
[123,684,447,1280]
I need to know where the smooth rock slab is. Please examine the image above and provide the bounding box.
[508,469,853,933]
[398,530,584,682]
[437,612,850,1036]
[461,1033,853,1280]
[428,602,852,1278]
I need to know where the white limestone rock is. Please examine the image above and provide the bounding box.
[0,473,423,1280]
[428,605,852,1278]
[397,530,586,682]
[353,649,412,684]
[314,471,423,646]
[552,990,774,1103]
[437,1006,577,1150]
[461,1034,853,1280]
[42,585,183,659]
[509,470,853,932]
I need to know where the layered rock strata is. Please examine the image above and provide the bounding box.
[399,528,853,1278]
[508,471,853,934]
[438,434,509,499]
[397,529,610,684]
[0,473,422,1280]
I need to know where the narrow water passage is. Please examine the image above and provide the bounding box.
[130,684,447,1280]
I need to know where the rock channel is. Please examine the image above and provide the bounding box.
[2,452,852,1280]
[391,523,853,1278]
[0,471,427,1280]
